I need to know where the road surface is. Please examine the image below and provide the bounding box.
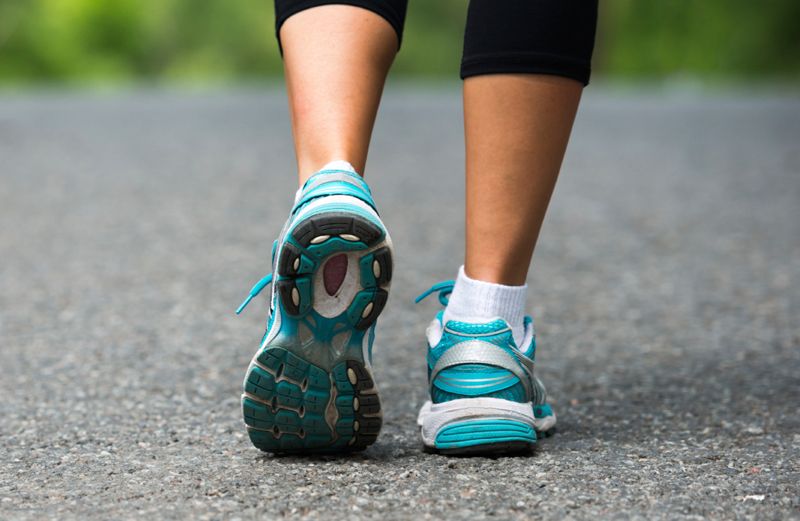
[1,88,798,519]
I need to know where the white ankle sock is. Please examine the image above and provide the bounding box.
[442,266,528,347]
[321,160,357,173]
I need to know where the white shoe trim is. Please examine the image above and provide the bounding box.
[416,397,542,448]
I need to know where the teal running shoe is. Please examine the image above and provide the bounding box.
[415,282,556,455]
[237,165,392,453]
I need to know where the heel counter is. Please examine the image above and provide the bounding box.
[431,363,528,403]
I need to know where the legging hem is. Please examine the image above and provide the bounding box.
[461,52,591,85]
[275,0,405,54]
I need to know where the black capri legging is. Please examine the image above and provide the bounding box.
[274,0,598,85]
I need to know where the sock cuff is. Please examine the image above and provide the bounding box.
[321,160,357,173]
[444,266,527,329]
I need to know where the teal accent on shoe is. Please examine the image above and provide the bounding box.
[433,364,521,396]
[434,419,536,449]
[443,318,511,336]
[301,168,370,193]
[243,347,333,450]
[522,316,536,357]
[346,289,381,324]
[302,237,371,259]
[534,403,553,418]
[432,386,527,404]
[359,253,378,287]
[236,273,273,314]
[294,180,376,214]
[294,203,384,231]
[425,317,532,404]
[292,276,313,315]
[415,280,455,306]
[366,325,376,364]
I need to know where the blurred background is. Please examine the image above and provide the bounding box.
[1,0,799,87]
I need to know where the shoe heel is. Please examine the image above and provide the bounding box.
[243,207,390,454]
[433,419,536,455]
[276,211,392,330]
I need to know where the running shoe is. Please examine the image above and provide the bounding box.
[415,281,556,455]
[236,164,392,453]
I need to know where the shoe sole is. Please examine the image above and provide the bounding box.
[417,397,556,455]
[242,210,392,453]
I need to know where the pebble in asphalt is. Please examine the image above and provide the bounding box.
[0,89,798,519]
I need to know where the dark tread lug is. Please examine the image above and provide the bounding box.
[275,279,300,315]
[290,219,318,247]
[350,218,382,246]
[356,393,381,415]
[291,213,383,248]
[355,289,388,331]
[275,277,311,317]
[277,242,315,277]
[356,417,382,435]
[371,247,393,285]
[346,360,376,391]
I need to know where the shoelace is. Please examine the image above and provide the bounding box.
[235,273,273,314]
[238,276,453,314]
[237,240,277,315]
[414,280,455,306]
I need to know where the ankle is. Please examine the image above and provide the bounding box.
[462,263,528,287]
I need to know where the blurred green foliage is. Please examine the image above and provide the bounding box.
[0,0,798,85]
[596,0,800,80]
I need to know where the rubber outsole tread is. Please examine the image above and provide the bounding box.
[275,213,391,330]
[370,247,393,286]
[243,348,382,453]
[244,208,390,454]
[291,213,382,248]
[354,288,388,331]
[277,242,315,277]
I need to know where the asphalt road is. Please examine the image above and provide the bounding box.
[1,88,798,520]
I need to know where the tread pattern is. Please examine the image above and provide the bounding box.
[353,289,388,331]
[370,247,393,286]
[291,213,383,249]
[243,348,382,453]
[275,213,392,331]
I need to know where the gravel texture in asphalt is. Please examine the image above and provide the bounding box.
[0,89,798,519]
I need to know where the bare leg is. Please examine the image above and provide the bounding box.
[464,74,583,285]
[280,5,397,184]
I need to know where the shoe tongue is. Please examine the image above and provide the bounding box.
[444,318,513,339]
